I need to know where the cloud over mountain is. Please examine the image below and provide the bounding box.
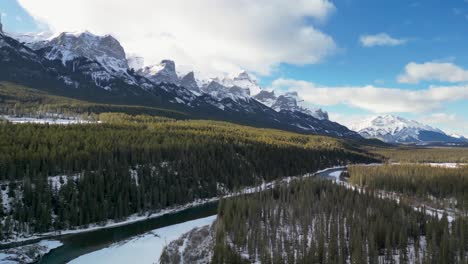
[18,0,337,76]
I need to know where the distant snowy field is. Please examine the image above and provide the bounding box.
[70,216,216,264]
[1,115,93,125]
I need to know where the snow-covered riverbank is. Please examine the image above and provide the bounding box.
[0,197,218,246]
[0,240,62,264]
[70,216,216,264]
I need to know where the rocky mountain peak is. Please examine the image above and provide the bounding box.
[221,71,261,95]
[161,60,176,72]
[253,90,277,107]
[254,90,328,120]
[235,71,252,81]
[180,71,200,92]
[32,31,129,73]
[139,59,179,85]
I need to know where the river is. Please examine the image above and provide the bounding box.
[39,201,218,263]
[8,167,344,263]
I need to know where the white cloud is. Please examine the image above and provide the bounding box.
[420,113,457,124]
[328,113,373,130]
[359,33,407,47]
[398,62,468,84]
[271,78,468,113]
[18,0,337,76]
[419,113,468,137]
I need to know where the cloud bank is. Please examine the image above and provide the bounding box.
[271,78,468,113]
[398,62,468,84]
[359,33,406,47]
[18,0,337,76]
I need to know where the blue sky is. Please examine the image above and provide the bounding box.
[1,0,467,135]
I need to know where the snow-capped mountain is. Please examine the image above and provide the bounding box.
[451,134,467,140]
[201,80,250,102]
[33,31,129,73]
[220,71,262,96]
[8,31,54,46]
[254,90,328,120]
[180,72,200,93]
[17,31,148,91]
[139,60,180,86]
[0,28,361,139]
[350,115,466,144]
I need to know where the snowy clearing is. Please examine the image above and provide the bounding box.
[70,216,216,264]
[390,162,468,168]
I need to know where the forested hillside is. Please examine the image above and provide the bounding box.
[213,178,468,264]
[0,114,376,241]
[0,82,189,119]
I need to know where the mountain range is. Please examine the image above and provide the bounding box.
[0,28,360,139]
[1,26,466,143]
[350,115,468,144]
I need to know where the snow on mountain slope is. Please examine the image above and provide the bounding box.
[139,60,180,85]
[180,71,201,93]
[17,31,142,90]
[7,31,54,46]
[221,71,262,96]
[450,133,468,140]
[32,31,129,73]
[254,90,329,120]
[350,115,463,143]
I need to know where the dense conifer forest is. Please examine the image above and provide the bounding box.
[0,113,376,240]
[348,164,468,210]
[213,178,468,264]
[367,146,468,163]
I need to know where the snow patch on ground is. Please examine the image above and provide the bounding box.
[70,216,216,264]
[427,162,467,168]
[48,174,81,190]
